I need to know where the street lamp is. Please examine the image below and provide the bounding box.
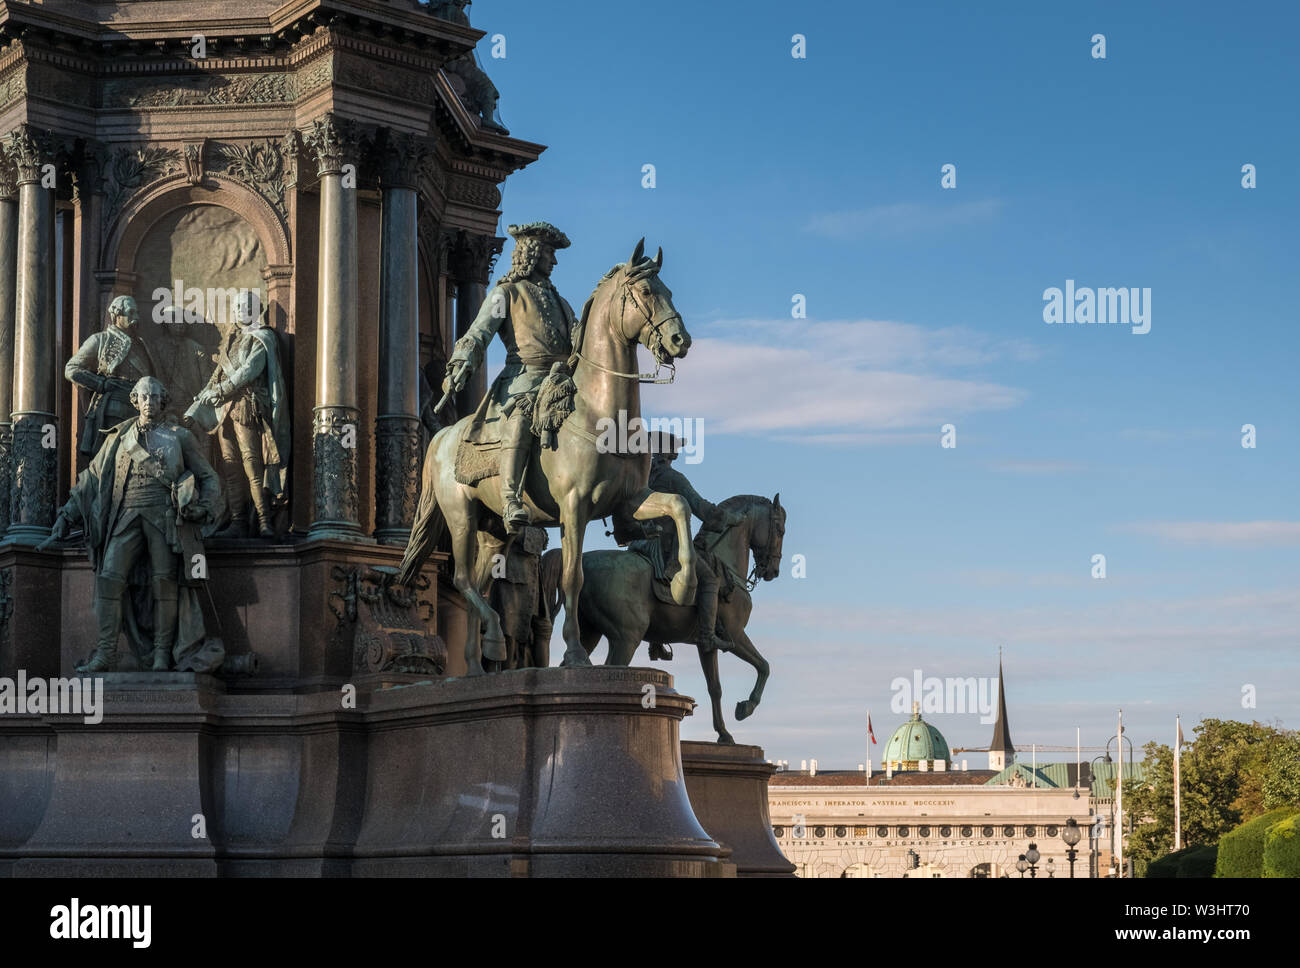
[1061,817,1082,878]
[1024,842,1041,879]
[1047,857,1055,878]
[1016,854,1027,878]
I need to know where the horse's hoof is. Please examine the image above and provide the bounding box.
[560,649,592,668]
[466,662,486,677]
[735,700,756,721]
[481,633,507,663]
[717,732,736,745]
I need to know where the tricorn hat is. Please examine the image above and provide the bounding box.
[507,221,570,249]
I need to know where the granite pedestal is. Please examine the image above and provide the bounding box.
[682,740,795,878]
[1,668,732,877]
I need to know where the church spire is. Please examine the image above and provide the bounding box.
[988,650,1015,770]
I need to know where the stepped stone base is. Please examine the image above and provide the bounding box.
[1,668,732,877]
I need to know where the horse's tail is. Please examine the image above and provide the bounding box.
[396,445,446,586]
[539,547,564,619]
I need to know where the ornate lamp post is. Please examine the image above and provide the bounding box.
[1046,857,1055,878]
[1016,854,1028,878]
[1024,842,1041,878]
[1062,817,1082,878]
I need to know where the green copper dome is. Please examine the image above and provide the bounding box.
[881,705,951,768]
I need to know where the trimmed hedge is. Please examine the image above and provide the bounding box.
[1215,807,1300,878]
[1146,844,1218,878]
[1262,813,1300,878]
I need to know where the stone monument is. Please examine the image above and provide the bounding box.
[0,0,789,879]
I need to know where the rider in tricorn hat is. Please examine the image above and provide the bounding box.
[444,221,576,534]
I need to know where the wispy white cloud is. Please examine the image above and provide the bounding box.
[644,318,1030,440]
[1124,521,1300,546]
[803,199,1002,239]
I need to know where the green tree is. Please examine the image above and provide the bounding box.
[1262,734,1300,809]
[1130,718,1298,876]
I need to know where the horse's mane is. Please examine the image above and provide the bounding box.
[573,264,625,357]
[698,494,770,533]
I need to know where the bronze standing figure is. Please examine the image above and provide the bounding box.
[44,377,220,673]
[193,293,290,538]
[65,295,158,460]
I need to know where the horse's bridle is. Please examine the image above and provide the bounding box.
[747,499,783,590]
[700,499,783,592]
[574,274,679,384]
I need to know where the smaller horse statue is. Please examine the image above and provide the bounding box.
[541,493,785,743]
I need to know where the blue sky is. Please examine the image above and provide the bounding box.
[465,0,1299,765]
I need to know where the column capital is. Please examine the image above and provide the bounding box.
[300,113,363,178]
[70,138,111,202]
[377,130,434,192]
[5,125,54,187]
[448,229,504,287]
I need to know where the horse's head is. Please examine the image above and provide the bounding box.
[617,238,691,364]
[750,492,786,582]
[709,493,787,585]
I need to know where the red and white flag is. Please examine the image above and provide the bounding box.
[868,712,877,745]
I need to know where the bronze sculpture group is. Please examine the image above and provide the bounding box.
[42,291,287,674]
[47,221,782,742]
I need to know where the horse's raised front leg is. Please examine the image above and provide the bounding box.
[559,504,593,668]
[627,488,696,606]
[697,645,734,744]
[726,623,769,721]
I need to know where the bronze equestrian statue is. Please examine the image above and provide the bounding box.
[397,230,695,675]
[543,493,785,742]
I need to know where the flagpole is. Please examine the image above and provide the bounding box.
[1116,708,1124,878]
[1174,715,1182,852]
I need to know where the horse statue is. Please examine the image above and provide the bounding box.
[397,240,696,675]
[540,493,786,743]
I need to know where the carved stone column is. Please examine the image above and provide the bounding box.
[375,133,428,545]
[303,114,362,540]
[6,127,57,544]
[0,148,17,534]
[450,229,503,416]
[71,142,108,475]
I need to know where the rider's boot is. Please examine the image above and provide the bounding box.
[78,577,125,673]
[500,409,531,535]
[693,565,732,652]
